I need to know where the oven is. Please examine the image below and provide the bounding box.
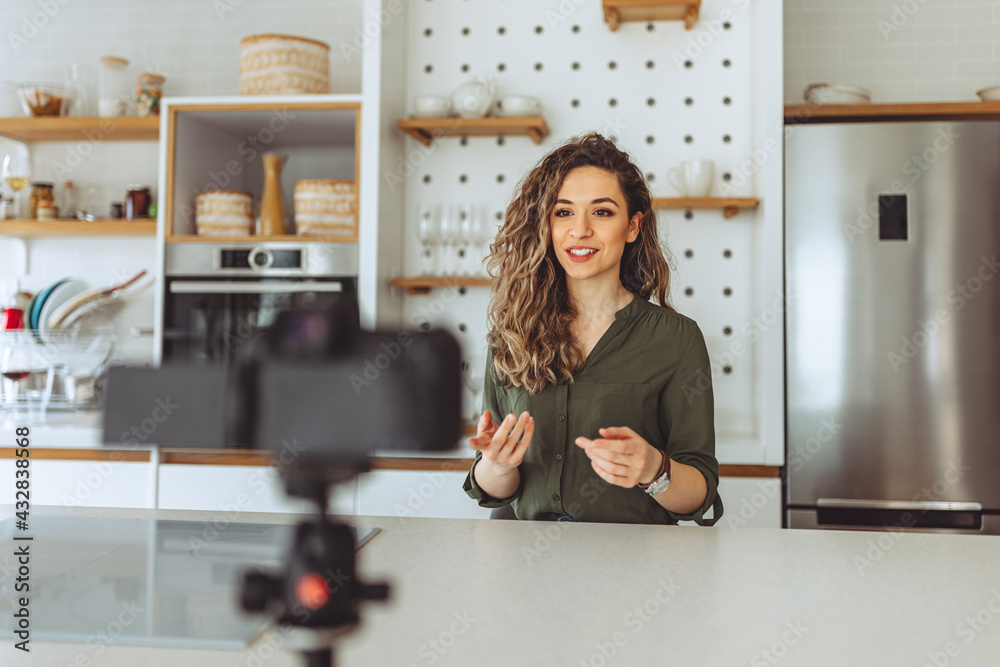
[160,242,357,366]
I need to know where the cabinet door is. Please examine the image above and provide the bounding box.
[357,469,493,520]
[679,476,781,529]
[158,464,356,515]
[0,459,154,508]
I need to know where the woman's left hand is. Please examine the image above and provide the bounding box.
[575,427,662,488]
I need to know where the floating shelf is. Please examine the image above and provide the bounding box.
[167,234,358,244]
[652,197,758,219]
[392,277,491,295]
[0,116,160,142]
[0,219,156,238]
[397,117,549,146]
[784,101,1000,124]
[602,0,701,31]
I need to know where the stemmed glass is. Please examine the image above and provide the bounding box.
[472,207,494,277]
[458,204,475,277]
[1,333,33,419]
[438,204,460,277]
[464,356,486,423]
[417,204,439,276]
[2,149,31,220]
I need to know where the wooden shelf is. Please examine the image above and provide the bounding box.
[602,0,701,31]
[0,219,156,238]
[392,276,491,295]
[166,234,358,244]
[652,197,758,219]
[784,101,1000,124]
[397,116,549,146]
[0,116,160,142]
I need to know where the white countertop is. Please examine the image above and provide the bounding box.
[7,505,1000,666]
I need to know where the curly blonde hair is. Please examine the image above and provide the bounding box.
[486,132,674,393]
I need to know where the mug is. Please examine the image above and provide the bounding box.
[495,95,541,117]
[668,160,714,197]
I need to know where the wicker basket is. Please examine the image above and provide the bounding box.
[240,34,330,95]
[294,180,357,238]
[195,190,253,236]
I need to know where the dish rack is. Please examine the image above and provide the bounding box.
[0,329,117,411]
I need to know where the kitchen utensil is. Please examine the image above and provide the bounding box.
[451,78,498,119]
[259,153,286,236]
[803,82,871,106]
[293,179,357,237]
[411,95,453,118]
[29,278,68,334]
[195,190,253,236]
[668,160,714,197]
[98,56,130,117]
[18,83,75,117]
[495,95,542,117]
[976,85,1000,101]
[240,34,330,95]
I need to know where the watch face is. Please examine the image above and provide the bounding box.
[647,473,671,496]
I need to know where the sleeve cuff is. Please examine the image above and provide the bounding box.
[660,457,721,526]
[463,453,523,509]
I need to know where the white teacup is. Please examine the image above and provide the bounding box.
[668,160,714,197]
[495,95,542,117]
[411,95,452,118]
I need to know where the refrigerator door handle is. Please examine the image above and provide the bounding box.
[816,499,983,530]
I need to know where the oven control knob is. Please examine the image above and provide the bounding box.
[249,247,273,270]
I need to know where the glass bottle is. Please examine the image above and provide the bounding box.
[28,182,54,220]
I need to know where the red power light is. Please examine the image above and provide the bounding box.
[295,573,330,611]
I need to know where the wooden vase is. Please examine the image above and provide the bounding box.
[259,153,285,236]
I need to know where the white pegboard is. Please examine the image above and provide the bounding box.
[399,0,762,437]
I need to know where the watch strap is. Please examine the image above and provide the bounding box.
[638,449,669,491]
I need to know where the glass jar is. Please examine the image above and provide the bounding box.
[28,182,54,220]
[125,185,151,220]
[135,72,165,117]
[98,55,130,117]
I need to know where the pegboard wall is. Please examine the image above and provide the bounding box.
[398,0,762,436]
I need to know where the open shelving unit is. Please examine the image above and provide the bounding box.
[391,276,491,295]
[0,116,159,142]
[652,197,759,219]
[0,219,156,238]
[784,101,1000,124]
[397,116,549,146]
[601,0,701,31]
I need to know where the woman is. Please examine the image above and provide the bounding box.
[463,133,723,525]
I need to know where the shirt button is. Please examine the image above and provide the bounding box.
[558,414,566,422]
[555,454,563,461]
[552,493,560,502]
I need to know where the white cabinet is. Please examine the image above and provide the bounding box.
[157,464,356,516]
[710,476,782,530]
[357,469,492,520]
[0,459,154,509]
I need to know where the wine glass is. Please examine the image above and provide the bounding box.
[438,204,459,277]
[470,205,493,277]
[458,203,475,277]
[1,333,32,419]
[417,204,439,277]
[2,150,31,220]
[464,355,486,422]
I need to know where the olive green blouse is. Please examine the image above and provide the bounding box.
[463,295,723,525]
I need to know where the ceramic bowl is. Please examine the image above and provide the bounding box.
[803,83,871,106]
[976,85,1000,101]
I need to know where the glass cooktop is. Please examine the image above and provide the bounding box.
[0,516,378,648]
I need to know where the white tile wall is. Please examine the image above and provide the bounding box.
[0,0,366,365]
[784,0,1000,104]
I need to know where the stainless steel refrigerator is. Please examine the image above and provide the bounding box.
[785,120,1000,534]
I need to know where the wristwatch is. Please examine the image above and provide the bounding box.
[638,449,671,496]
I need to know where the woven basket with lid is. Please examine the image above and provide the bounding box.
[240,34,330,95]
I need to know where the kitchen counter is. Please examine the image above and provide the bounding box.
[1,411,775,468]
[6,505,1000,666]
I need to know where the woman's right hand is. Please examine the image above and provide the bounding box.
[467,410,534,475]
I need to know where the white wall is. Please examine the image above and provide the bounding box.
[784,0,1000,104]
